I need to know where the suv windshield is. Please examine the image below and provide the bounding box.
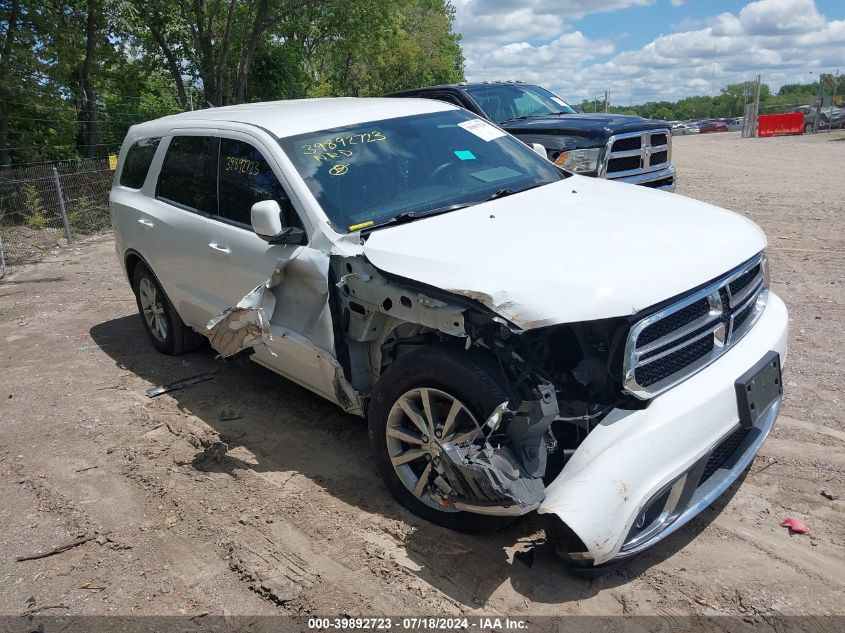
[464,84,576,124]
[279,110,564,232]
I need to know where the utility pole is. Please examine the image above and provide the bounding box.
[752,74,761,137]
[743,74,761,138]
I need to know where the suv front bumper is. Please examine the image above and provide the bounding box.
[539,291,788,565]
[608,164,677,191]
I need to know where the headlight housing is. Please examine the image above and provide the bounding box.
[554,147,601,173]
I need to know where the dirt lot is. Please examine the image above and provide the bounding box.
[1,131,843,621]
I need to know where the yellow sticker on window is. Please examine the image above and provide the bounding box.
[348,220,374,231]
[108,154,118,171]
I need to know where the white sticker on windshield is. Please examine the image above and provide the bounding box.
[458,119,506,142]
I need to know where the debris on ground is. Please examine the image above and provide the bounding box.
[145,371,217,398]
[22,603,70,616]
[751,458,778,475]
[219,409,244,421]
[780,517,810,535]
[15,531,115,561]
[820,489,838,501]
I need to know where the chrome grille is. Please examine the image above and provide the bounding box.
[623,253,769,399]
[602,129,672,178]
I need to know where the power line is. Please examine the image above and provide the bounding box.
[0,98,177,117]
[6,116,142,124]
[0,156,114,169]
[0,143,118,151]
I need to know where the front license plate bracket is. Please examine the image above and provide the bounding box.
[735,351,782,428]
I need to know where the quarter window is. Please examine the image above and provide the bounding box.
[119,138,160,189]
[218,139,300,228]
[156,136,219,214]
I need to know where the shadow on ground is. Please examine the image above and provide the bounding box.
[90,314,742,607]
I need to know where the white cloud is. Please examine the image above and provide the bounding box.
[454,0,845,104]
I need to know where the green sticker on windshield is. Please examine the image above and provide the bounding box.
[454,150,476,161]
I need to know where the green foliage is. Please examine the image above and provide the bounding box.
[68,196,110,234]
[1,0,464,165]
[21,185,47,230]
[598,78,844,121]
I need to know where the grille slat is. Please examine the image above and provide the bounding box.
[611,136,641,152]
[624,255,768,398]
[638,297,710,346]
[607,155,641,173]
[605,129,672,180]
[729,264,761,298]
[650,150,668,165]
[635,335,714,387]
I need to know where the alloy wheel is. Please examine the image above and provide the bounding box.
[138,276,168,342]
[385,387,482,511]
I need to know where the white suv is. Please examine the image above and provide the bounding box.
[110,98,788,569]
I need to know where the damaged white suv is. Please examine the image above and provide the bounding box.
[110,98,788,569]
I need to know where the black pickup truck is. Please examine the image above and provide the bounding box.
[389,81,676,190]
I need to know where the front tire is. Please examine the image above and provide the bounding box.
[132,263,205,355]
[368,345,517,534]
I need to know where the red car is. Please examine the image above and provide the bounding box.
[699,119,729,133]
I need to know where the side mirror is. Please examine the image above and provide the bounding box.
[531,143,548,158]
[251,200,305,245]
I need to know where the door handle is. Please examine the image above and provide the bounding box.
[208,243,231,256]
[137,218,154,230]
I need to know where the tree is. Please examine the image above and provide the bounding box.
[0,0,466,164]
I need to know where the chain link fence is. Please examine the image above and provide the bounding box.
[0,157,115,278]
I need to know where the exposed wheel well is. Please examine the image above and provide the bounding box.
[125,252,142,286]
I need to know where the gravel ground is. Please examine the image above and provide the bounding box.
[0,130,843,622]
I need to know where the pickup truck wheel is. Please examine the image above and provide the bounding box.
[368,345,518,534]
[132,263,205,355]
[804,123,813,134]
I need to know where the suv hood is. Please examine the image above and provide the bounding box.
[362,177,767,329]
[501,113,667,146]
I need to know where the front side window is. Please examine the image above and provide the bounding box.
[156,136,219,214]
[217,139,300,228]
[119,138,161,189]
[465,84,575,123]
[279,109,564,233]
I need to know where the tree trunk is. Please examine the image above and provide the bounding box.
[0,0,21,166]
[192,0,219,105]
[215,0,237,105]
[148,24,188,109]
[76,0,99,158]
[233,0,270,103]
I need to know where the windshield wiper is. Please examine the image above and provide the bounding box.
[364,202,476,232]
[498,111,571,124]
[486,182,549,201]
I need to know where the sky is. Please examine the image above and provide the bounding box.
[451,0,845,105]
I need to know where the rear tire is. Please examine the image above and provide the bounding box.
[368,345,518,534]
[804,123,813,134]
[132,262,205,355]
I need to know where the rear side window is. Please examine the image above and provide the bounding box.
[218,138,301,228]
[119,138,160,188]
[156,136,219,214]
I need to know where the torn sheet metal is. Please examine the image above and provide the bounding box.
[205,266,285,358]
